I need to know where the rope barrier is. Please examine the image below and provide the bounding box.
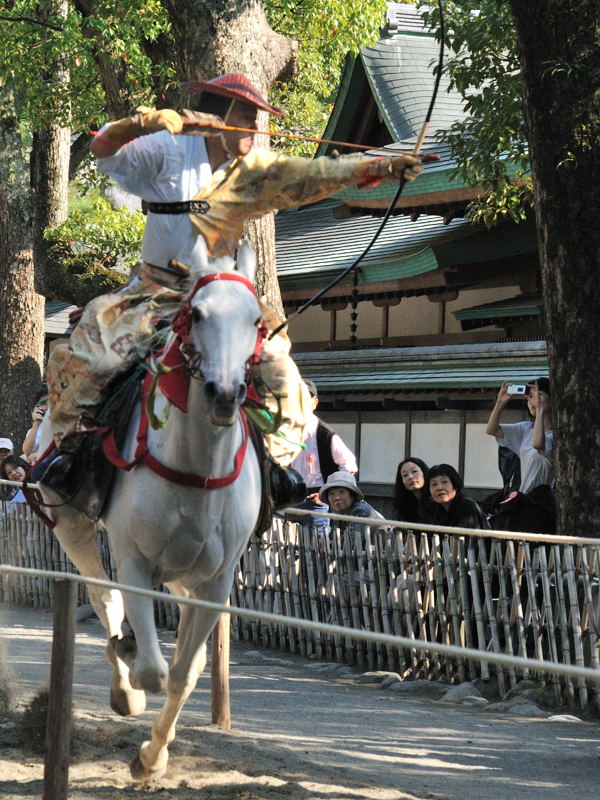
[282,507,600,547]
[0,478,40,489]
[0,562,598,684]
[1,477,599,544]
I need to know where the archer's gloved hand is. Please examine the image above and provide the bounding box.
[99,106,183,147]
[376,154,424,182]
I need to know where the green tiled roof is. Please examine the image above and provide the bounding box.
[45,300,77,337]
[362,34,465,142]
[454,294,543,330]
[294,341,548,393]
[275,200,473,291]
[318,3,522,207]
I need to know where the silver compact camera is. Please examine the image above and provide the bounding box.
[507,383,527,395]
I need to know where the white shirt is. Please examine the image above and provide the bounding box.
[498,421,554,494]
[291,413,357,487]
[97,130,214,269]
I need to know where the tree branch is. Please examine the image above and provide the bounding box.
[0,14,63,32]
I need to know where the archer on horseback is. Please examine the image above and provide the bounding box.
[39,73,423,508]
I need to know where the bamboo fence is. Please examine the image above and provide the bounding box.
[231,519,600,713]
[2,502,599,713]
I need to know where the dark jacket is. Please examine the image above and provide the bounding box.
[425,492,490,530]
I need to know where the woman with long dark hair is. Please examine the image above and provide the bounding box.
[393,457,429,523]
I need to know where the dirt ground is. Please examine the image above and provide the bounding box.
[1,605,599,800]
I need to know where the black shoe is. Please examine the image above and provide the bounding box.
[270,465,306,510]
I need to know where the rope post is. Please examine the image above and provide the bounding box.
[211,607,231,729]
[43,578,76,800]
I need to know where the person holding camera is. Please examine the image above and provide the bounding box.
[21,387,49,464]
[486,378,555,532]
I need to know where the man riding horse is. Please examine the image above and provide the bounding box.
[40,73,423,507]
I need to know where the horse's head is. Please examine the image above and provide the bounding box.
[187,240,263,426]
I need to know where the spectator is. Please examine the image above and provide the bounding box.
[290,379,357,532]
[318,471,384,543]
[424,464,489,530]
[0,455,30,503]
[22,386,49,464]
[0,438,13,461]
[0,438,15,501]
[393,457,429,523]
[486,379,555,532]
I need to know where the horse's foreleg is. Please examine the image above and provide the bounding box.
[130,578,227,781]
[50,508,146,716]
[115,553,169,694]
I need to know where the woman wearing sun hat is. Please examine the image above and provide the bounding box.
[319,471,384,542]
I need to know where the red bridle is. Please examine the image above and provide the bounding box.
[171,271,267,372]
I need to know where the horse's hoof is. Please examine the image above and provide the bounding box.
[110,685,147,717]
[130,742,167,781]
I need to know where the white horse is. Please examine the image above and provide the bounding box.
[38,241,262,779]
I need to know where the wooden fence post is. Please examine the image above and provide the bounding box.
[43,578,76,800]
[211,609,231,729]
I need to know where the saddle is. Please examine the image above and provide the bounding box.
[64,368,144,521]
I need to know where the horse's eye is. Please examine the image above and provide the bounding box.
[192,307,203,324]
[254,316,262,327]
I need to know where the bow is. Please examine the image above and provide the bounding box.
[269,0,446,339]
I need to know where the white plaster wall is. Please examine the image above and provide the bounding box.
[410,423,461,470]
[332,423,357,458]
[464,423,504,489]
[388,295,438,337]
[359,423,406,482]
[288,304,329,343]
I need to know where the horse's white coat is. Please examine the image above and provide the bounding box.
[39,242,262,779]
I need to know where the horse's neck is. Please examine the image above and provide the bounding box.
[146,382,241,474]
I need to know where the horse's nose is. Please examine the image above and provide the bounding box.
[204,381,247,404]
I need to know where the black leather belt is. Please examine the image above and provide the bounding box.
[142,200,211,215]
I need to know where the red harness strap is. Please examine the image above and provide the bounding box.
[102,358,250,489]
[22,440,58,529]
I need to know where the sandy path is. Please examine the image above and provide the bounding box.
[1,605,598,799]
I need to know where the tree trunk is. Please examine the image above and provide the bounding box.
[160,0,297,318]
[31,125,71,296]
[30,1,71,295]
[508,0,600,536]
[0,89,45,446]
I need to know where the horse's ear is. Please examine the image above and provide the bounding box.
[236,239,256,283]
[195,235,210,269]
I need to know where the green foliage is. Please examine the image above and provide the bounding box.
[419,1,533,225]
[1,0,385,151]
[266,0,388,155]
[43,197,143,305]
[0,0,172,132]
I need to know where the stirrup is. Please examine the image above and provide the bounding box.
[38,453,78,499]
[270,465,306,510]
